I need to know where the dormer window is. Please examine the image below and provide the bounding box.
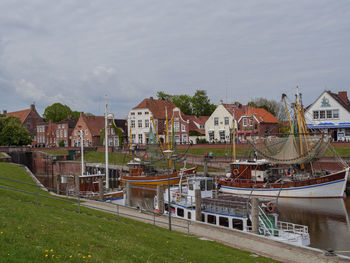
[243,118,247,126]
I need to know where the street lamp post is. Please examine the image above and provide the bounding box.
[163,149,173,231]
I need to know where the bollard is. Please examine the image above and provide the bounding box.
[157,185,164,214]
[99,176,104,201]
[251,197,259,234]
[195,189,201,221]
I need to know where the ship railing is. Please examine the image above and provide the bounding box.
[257,205,274,236]
[276,221,309,236]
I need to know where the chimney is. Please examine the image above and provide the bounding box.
[150,97,154,100]
[30,104,35,111]
[80,112,84,118]
[2,110,7,114]
[220,100,223,105]
[338,91,349,105]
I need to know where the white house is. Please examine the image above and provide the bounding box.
[305,90,350,142]
[205,100,236,143]
[127,97,176,145]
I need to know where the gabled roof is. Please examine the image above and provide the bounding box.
[83,115,105,137]
[6,109,31,123]
[185,115,209,134]
[240,107,278,123]
[133,98,176,119]
[328,91,350,112]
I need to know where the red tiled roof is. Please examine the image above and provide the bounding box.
[83,115,105,137]
[328,91,350,112]
[133,98,176,119]
[185,115,209,134]
[6,109,31,123]
[243,107,278,123]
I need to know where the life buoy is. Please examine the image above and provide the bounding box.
[266,202,275,213]
[233,169,240,176]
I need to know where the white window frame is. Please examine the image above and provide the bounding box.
[243,118,247,126]
[214,117,219,126]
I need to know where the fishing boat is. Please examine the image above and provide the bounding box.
[120,112,197,187]
[217,91,349,198]
[120,160,197,186]
[154,176,310,246]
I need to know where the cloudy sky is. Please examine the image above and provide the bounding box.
[0,0,349,118]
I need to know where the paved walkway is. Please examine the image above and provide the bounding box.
[82,199,350,263]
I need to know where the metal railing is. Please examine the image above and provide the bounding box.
[0,176,191,234]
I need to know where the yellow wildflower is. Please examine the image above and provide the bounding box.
[83,256,86,259]
[69,255,72,258]
[50,249,53,252]
[45,249,48,252]
[45,254,48,258]
[0,232,3,235]
[77,244,80,247]
[88,254,92,258]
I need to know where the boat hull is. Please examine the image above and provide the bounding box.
[120,167,197,187]
[219,168,349,198]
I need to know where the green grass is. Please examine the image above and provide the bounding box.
[42,150,69,156]
[0,162,277,263]
[81,151,129,165]
[178,147,254,158]
[325,146,350,157]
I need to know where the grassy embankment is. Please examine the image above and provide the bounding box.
[0,162,277,263]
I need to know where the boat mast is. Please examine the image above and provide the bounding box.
[232,118,236,163]
[80,129,84,177]
[105,96,109,189]
[282,94,293,134]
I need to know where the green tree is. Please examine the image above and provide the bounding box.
[191,90,216,116]
[0,117,32,146]
[157,90,216,116]
[43,103,76,122]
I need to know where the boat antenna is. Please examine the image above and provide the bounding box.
[105,95,109,189]
[232,118,236,163]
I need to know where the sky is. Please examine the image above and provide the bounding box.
[0,0,349,118]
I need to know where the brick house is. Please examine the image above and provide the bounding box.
[4,104,43,141]
[236,107,279,141]
[184,115,209,144]
[56,119,78,147]
[71,113,122,147]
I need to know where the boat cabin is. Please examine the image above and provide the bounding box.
[230,160,270,182]
[127,160,156,177]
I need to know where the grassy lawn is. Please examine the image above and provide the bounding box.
[81,151,130,165]
[178,146,253,158]
[325,146,350,157]
[0,163,277,263]
[42,150,69,156]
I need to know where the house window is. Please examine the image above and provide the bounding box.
[74,130,77,136]
[333,109,339,118]
[131,120,135,128]
[319,111,325,119]
[182,134,188,143]
[219,131,225,141]
[224,117,229,125]
[243,118,247,126]
[214,117,219,126]
[175,135,180,143]
[111,128,115,135]
[145,120,149,128]
[145,112,149,115]
[131,112,135,115]
[209,131,214,141]
[313,111,319,119]
[138,112,142,115]
[56,130,59,137]
[131,134,136,143]
[85,129,88,135]
[64,130,67,137]
[138,134,143,143]
[345,128,350,136]
[249,119,253,126]
[174,122,179,132]
[326,110,332,119]
[60,130,63,137]
[138,120,142,128]
[181,124,186,132]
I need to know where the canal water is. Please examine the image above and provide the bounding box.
[128,187,350,255]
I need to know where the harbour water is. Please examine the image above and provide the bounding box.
[128,187,350,255]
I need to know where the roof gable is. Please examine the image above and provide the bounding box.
[133,98,176,119]
[83,116,105,137]
[6,109,31,123]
